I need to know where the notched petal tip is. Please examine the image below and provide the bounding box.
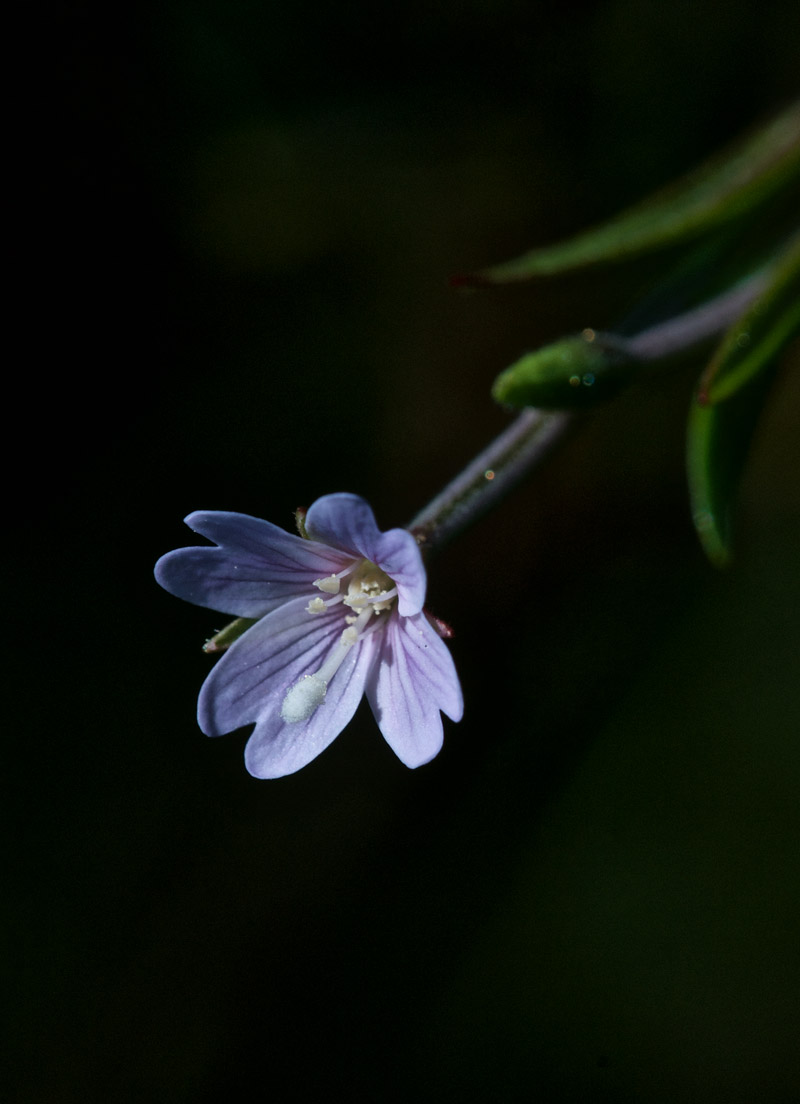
[242,629,380,778]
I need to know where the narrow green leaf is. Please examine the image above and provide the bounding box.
[454,102,800,287]
[492,332,638,410]
[698,236,800,405]
[686,352,784,567]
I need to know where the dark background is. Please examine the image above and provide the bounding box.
[12,1,800,1101]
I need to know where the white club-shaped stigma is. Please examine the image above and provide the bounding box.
[280,673,328,723]
[280,609,372,724]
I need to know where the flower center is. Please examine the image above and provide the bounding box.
[280,559,397,724]
[341,559,396,613]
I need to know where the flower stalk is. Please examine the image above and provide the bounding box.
[408,409,572,555]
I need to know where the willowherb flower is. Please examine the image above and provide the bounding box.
[155,493,463,778]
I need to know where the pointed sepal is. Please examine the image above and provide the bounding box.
[203,617,258,654]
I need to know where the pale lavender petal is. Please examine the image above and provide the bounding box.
[305,494,426,616]
[365,611,463,768]
[304,494,383,557]
[244,631,379,779]
[370,527,426,616]
[198,597,345,735]
[155,511,350,617]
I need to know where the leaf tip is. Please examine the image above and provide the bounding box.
[692,507,732,568]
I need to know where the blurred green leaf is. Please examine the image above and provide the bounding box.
[454,102,800,286]
[698,237,800,405]
[686,351,786,568]
[492,332,639,409]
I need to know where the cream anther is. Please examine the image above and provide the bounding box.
[306,597,327,614]
[314,575,341,594]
